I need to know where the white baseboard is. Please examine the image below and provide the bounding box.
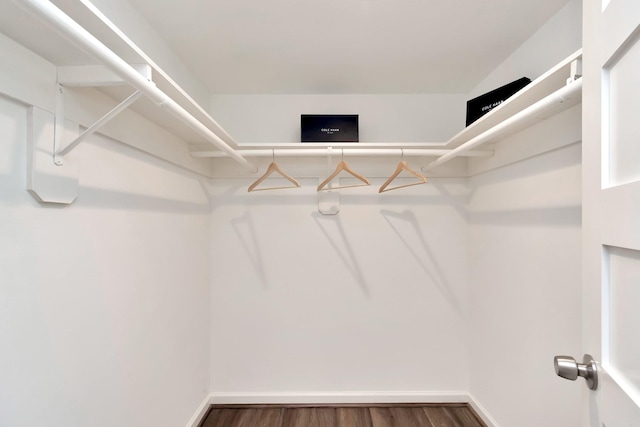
[467,394,500,427]
[185,394,214,427]
[207,391,469,405]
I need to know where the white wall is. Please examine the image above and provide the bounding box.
[0,1,585,424]
[467,143,582,427]
[206,4,584,411]
[0,93,212,427]
[465,2,583,425]
[210,94,467,143]
[208,178,470,400]
[207,91,472,401]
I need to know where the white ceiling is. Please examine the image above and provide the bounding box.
[125,0,571,94]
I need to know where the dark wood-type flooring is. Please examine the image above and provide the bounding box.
[200,404,487,427]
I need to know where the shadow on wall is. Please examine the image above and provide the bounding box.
[380,209,461,312]
[10,126,216,212]
[216,178,470,304]
[428,180,472,222]
[467,205,581,227]
[466,142,582,227]
[312,212,370,297]
[230,210,268,289]
[77,186,211,213]
[15,170,212,213]
[225,209,372,296]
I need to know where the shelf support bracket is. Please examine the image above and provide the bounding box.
[15,0,254,172]
[28,105,79,204]
[567,59,582,84]
[53,63,150,165]
[57,89,143,159]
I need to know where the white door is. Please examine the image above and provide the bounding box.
[582,0,640,424]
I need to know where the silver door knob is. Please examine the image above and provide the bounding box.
[554,354,598,390]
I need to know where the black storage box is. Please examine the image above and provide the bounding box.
[465,77,531,126]
[301,114,359,142]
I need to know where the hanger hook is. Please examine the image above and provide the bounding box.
[341,148,344,161]
[401,148,404,160]
[272,149,275,163]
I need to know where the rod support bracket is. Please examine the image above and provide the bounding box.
[28,106,79,204]
[567,58,582,85]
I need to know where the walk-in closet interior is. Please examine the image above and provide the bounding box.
[1,0,591,426]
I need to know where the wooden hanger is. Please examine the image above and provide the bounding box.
[378,150,428,193]
[248,151,301,192]
[317,149,370,191]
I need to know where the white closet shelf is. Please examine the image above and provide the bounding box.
[191,144,494,158]
[446,49,583,149]
[62,0,239,150]
[2,0,583,178]
[2,0,250,168]
[424,76,583,172]
[197,50,583,169]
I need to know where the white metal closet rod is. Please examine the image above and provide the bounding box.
[191,148,493,158]
[422,78,583,173]
[14,0,256,172]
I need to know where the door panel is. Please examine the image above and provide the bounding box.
[602,183,640,249]
[584,0,640,424]
[605,35,640,187]
[603,246,640,405]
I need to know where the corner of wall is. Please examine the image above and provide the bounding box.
[468,394,502,427]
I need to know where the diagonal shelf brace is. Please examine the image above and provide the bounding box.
[14,0,255,172]
[56,89,143,161]
[54,63,150,165]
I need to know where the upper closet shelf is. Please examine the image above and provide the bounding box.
[424,74,582,172]
[3,0,582,179]
[194,50,583,167]
[445,49,583,150]
[191,142,494,159]
[3,0,255,171]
